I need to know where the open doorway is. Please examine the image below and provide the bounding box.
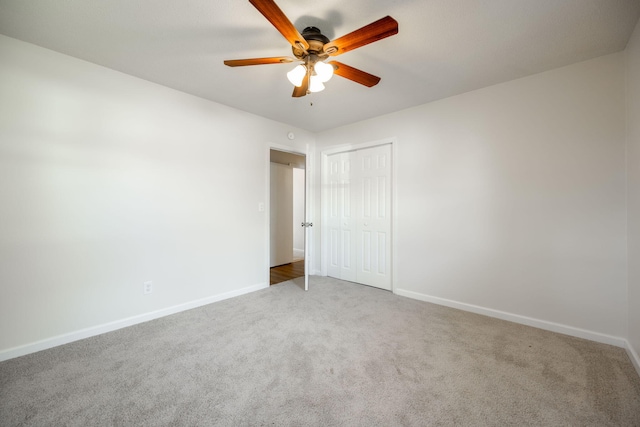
[270,149,306,285]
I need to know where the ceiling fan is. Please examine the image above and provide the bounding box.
[224,0,398,97]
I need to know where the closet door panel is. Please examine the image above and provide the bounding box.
[356,145,391,290]
[327,152,357,282]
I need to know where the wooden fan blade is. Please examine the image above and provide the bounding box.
[224,57,295,67]
[292,74,309,97]
[323,16,398,56]
[329,61,381,87]
[249,0,309,50]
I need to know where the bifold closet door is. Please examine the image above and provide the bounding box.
[327,152,357,282]
[327,144,391,290]
[356,144,391,290]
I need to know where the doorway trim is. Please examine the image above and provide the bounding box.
[320,137,398,292]
[266,143,313,290]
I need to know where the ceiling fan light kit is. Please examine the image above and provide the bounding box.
[224,0,398,97]
[286,56,334,92]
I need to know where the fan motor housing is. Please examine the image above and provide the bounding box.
[292,26,330,59]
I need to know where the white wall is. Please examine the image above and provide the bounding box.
[626,20,640,369]
[0,35,314,358]
[315,53,627,341]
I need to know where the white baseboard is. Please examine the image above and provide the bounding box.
[293,248,305,259]
[394,288,627,348]
[625,340,640,378]
[0,282,269,362]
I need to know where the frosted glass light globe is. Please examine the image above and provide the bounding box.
[314,61,334,83]
[309,76,325,93]
[287,65,306,87]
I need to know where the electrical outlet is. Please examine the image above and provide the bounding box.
[143,281,153,295]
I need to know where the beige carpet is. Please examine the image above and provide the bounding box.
[1,276,639,426]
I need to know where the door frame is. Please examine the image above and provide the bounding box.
[266,143,313,290]
[320,137,398,292]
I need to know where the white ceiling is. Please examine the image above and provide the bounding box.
[1,0,639,132]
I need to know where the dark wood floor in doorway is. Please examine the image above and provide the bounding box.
[270,260,304,285]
